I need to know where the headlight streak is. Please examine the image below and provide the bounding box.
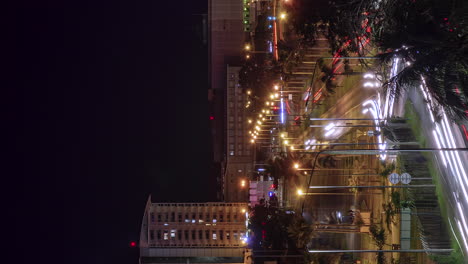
[362,99,387,160]
[416,74,468,254]
[449,218,464,256]
[383,53,468,254]
[432,129,447,166]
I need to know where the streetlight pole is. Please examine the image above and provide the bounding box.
[308,249,453,254]
[300,147,468,214]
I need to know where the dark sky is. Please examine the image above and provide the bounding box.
[7,1,210,263]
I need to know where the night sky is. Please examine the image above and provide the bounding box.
[7,1,210,263]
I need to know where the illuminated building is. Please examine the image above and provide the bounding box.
[139,197,248,263]
[224,65,253,202]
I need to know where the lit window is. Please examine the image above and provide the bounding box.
[230,151,234,156]
[171,230,176,238]
[212,232,217,240]
[164,231,168,240]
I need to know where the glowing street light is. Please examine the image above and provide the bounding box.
[294,163,300,169]
[297,189,304,196]
[244,44,251,51]
[241,180,246,187]
[279,13,286,20]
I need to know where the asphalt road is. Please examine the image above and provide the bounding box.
[407,85,468,257]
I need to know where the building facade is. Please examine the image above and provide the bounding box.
[224,65,253,202]
[139,197,248,263]
[208,0,245,164]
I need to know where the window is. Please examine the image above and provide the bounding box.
[219,230,224,240]
[227,213,231,222]
[226,232,230,240]
[150,230,154,240]
[157,230,161,240]
[157,214,161,222]
[178,231,182,240]
[192,230,196,240]
[171,212,175,222]
[184,230,189,240]
[178,213,182,222]
[198,230,203,240]
[205,230,210,239]
[164,231,169,240]
[171,230,176,238]
[230,151,234,156]
[212,231,217,240]
[233,231,238,241]
[150,213,155,223]
[165,213,169,221]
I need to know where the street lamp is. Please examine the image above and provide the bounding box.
[241,180,246,187]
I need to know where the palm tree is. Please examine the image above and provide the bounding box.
[372,0,468,121]
[287,215,316,249]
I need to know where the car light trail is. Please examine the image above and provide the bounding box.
[392,62,468,254]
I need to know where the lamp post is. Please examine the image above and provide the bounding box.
[300,147,468,214]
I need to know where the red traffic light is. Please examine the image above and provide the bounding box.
[209,116,214,120]
[130,241,137,247]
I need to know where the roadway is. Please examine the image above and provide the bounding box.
[405,77,468,257]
